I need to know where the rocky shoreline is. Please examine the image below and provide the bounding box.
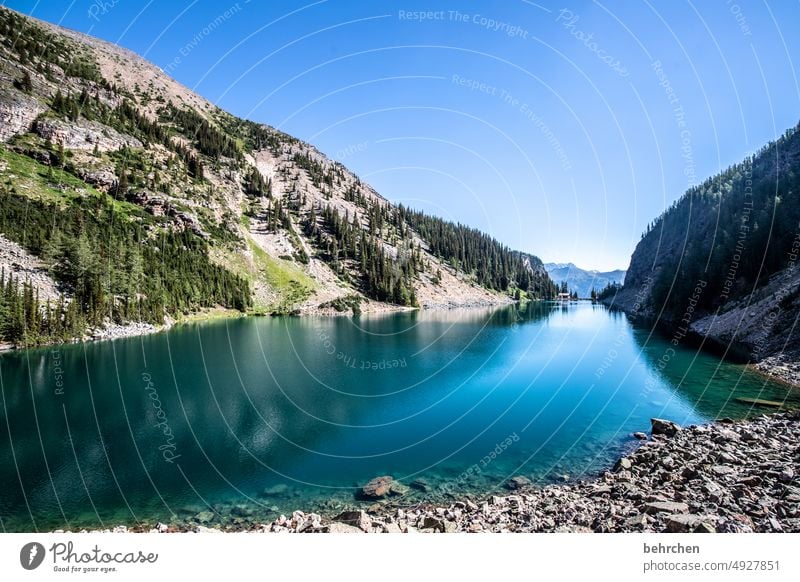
[79,412,800,534]
[86,320,168,342]
[752,355,800,389]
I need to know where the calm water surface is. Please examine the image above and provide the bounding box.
[1,302,797,531]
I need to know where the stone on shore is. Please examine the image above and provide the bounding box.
[333,510,372,532]
[651,418,682,437]
[665,514,717,533]
[614,457,632,471]
[643,501,689,514]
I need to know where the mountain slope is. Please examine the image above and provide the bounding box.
[544,263,625,298]
[608,120,800,361]
[0,7,556,346]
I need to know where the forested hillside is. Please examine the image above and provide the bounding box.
[0,6,555,347]
[609,120,800,360]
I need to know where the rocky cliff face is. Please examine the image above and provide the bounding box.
[689,266,800,361]
[0,94,43,142]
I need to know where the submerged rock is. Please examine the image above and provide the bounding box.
[505,476,532,490]
[194,511,215,524]
[231,505,254,518]
[261,484,290,497]
[410,478,431,492]
[360,476,395,499]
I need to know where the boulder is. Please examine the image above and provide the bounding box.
[651,418,681,437]
[643,501,689,514]
[333,510,372,532]
[623,513,649,529]
[665,514,717,533]
[614,457,633,471]
[711,465,735,477]
[633,432,648,440]
[421,516,448,532]
[693,522,717,533]
[360,475,395,499]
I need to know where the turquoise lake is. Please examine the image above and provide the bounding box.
[1,302,798,531]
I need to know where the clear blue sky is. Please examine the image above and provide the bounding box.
[5,0,800,270]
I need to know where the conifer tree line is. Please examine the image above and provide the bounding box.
[164,104,241,160]
[0,8,102,83]
[244,166,272,197]
[395,205,557,298]
[596,282,621,301]
[301,201,420,306]
[645,122,800,319]
[0,270,75,347]
[0,187,251,346]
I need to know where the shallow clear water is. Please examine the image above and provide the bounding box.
[1,302,797,531]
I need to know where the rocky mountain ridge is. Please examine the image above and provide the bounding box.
[544,262,626,298]
[0,6,555,345]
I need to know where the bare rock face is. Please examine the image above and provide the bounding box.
[0,94,45,142]
[33,117,142,151]
[0,234,62,302]
[73,167,118,192]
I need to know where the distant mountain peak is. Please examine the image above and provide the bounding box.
[544,263,626,298]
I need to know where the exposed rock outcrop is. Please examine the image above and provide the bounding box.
[33,117,142,151]
[0,234,62,302]
[0,93,44,142]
